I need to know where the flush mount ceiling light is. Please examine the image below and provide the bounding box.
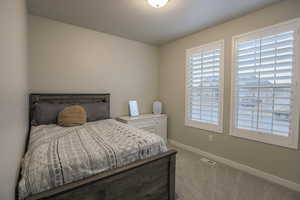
[147,0,169,8]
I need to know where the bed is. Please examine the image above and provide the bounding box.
[16,94,177,200]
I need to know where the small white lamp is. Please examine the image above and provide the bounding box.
[153,101,162,115]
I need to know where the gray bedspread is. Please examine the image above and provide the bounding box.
[18,119,167,199]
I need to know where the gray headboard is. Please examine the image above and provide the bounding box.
[29,93,110,123]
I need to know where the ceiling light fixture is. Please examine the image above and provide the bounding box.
[147,0,169,8]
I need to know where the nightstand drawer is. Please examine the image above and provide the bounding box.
[141,126,156,133]
[117,114,167,142]
[128,119,156,129]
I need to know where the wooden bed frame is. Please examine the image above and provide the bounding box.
[16,93,177,200]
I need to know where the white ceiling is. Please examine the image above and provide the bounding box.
[27,0,281,45]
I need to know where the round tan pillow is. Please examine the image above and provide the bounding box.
[58,105,87,127]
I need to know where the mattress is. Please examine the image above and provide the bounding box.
[18,119,167,199]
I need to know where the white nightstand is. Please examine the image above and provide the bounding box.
[117,114,167,142]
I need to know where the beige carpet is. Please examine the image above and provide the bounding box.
[172,145,300,200]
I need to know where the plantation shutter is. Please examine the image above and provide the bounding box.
[186,41,224,132]
[234,31,295,137]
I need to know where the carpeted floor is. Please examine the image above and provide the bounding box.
[172,145,300,200]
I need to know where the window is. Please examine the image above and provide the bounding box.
[230,19,300,149]
[185,40,224,133]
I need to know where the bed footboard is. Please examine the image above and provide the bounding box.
[24,150,177,200]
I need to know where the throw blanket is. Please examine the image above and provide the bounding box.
[18,119,167,199]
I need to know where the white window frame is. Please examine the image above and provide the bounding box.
[185,40,225,133]
[230,18,300,149]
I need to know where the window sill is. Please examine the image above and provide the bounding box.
[230,128,298,149]
[185,120,223,134]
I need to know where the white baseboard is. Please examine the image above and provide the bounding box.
[168,139,300,192]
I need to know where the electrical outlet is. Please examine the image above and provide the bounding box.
[200,157,217,166]
[209,135,213,142]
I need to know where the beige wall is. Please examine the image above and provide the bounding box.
[0,0,28,199]
[28,15,159,117]
[159,0,300,184]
